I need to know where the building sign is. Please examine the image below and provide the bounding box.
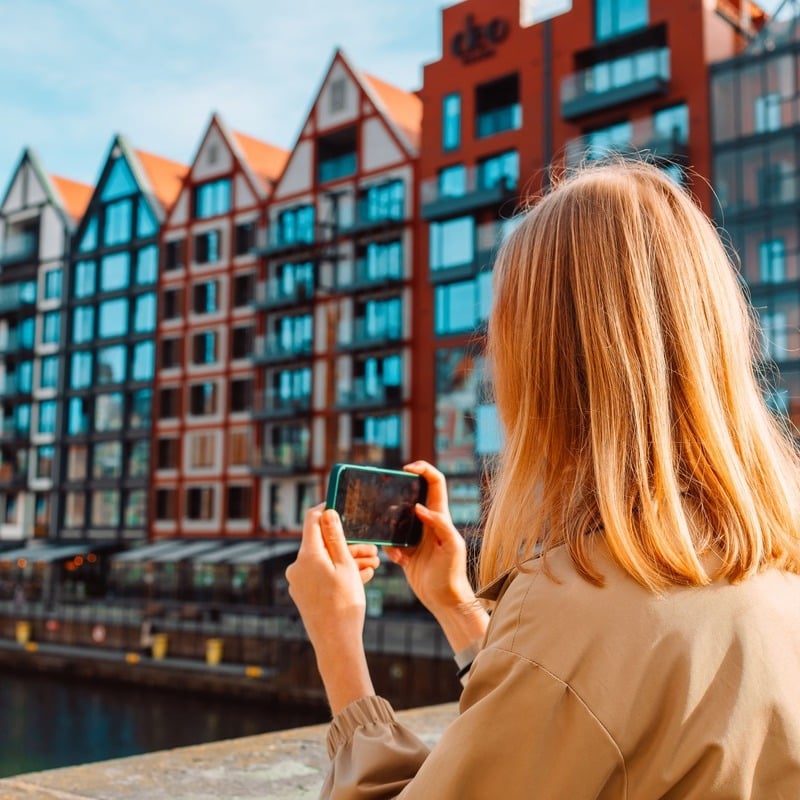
[451,14,510,63]
[520,0,573,27]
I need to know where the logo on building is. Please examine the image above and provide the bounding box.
[451,14,510,63]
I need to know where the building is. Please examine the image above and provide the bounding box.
[152,113,288,539]
[59,136,187,543]
[0,150,91,542]
[253,49,421,533]
[415,0,762,524]
[711,5,800,427]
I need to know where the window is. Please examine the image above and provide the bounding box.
[318,126,357,183]
[102,157,137,200]
[755,93,782,134]
[133,293,156,332]
[354,413,401,450]
[231,325,252,360]
[760,311,788,360]
[37,400,56,434]
[189,382,218,415]
[39,356,58,389]
[98,298,128,338]
[44,269,62,300]
[70,351,93,389]
[229,430,250,466]
[760,239,785,283]
[585,120,633,160]
[233,273,254,307]
[478,151,519,191]
[158,438,179,469]
[438,165,467,198]
[130,389,151,428]
[161,338,182,369]
[74,261,96,299]
[194,178,231,219]
[42,311,60,344]
[72,306,95,343]
[36,445,54,480]
[137,202,158,238]
[155,488,177,520]
[162,287,183,320]
[186,487,215,520]
[67,398,89,435]
[227,486,252,520]
[14,403,31,434]
[94,392,124,432]
[360,181,404,223]
[100,252,130,292]
[362,240,402,282]
[595,0,648,40]
[189,433,216,469]
[136,246,158,285]
[96,345,126,384]
[91,491,120,527]
[124,490,147,527]
[192,331,218,365]
[104,198,132,246]
[435,272,493,335]
[443,93,462,151]
[355,298,402,342]
[165,239,185,271]
[271,313,313,354]
[64,492,86,527]
[128,439,150,478]
[194,230,221,264]
[67,445,88,480]
[131,341,155,381]
[269,367,312,407]
[193,280,219,314]
[330,77,347,111]
[159,387,180,419]
[653,104,689,147]
[235,222,256,256]
[475,74,521,138]
[92,441,123,478]
[758,162,794,205]
[274,261,314,300]
[278,205,315,246]
[78,217,97,253]
[230,378,252,412]
[430,216,475,271]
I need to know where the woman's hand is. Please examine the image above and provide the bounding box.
[385,461,489,652]
[285,504,379,714]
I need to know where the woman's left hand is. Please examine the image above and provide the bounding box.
[285,505,379,713]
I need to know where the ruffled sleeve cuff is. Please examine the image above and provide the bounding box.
[326,695,399,759]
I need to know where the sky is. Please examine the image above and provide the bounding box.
[0,0,444,192]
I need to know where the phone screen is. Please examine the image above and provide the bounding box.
[327,464,427,547]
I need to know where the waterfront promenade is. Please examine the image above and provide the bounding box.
[0,702,458,799]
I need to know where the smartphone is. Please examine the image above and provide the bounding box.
[326,463,428,547]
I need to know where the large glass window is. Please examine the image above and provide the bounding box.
[18,317,35,348]
[585,120,633,160]
[760,239,786,283]
[98,298,128,338]
[273,313,313,353]
[39,356,58,389]
[94,393,124,432]
[36,445,55,480]
[93,441,123,479]
[14,403,31,435]
[91,491,120,527]
[100,252,130,292]
[362,297,402,340]
[67,398,89,435]
[67,445,88,480]
[102,157,137,201]
[130,389,152,428]
[430,216,475,271]
[596,0,648,40]
[131,341,155,381]
[278,205,315,246]
[137,202,158,238]
[124,490,147,527]
[478,151,519,191]
[443,93,461,151]
[136,246,158,285]
[74,261,96,299]
[70,352,92,389]
[133,293,156,332]
[438,165,467,198]
[128,441,150,478]
[44,269,62,300]
[96,346,126,385]
[41,311,60,344]
[18,361,33,393]
[435,271,493,335]
[72,306,95,344]
[361,181,404,223]
[104,198,133,246]
[194,178,232,218]
[37,400,57,434]
[475,74,521,138]
[653,104,689,146]
[363,240,402,282]
[755,93,782,134]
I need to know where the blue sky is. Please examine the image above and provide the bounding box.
[0,0,443,191]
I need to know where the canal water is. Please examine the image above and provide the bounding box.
[0,670,328,779]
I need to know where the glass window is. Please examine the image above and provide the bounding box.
[15,403,31,434]
[17,361,33,393]
[98,298,129,338]
[18,317,34,348]
[136,246,158,284]
[478,151,519,191]
[94,392,124,432]
[430,216,475,271]
[91,491,120,527]
[435,274,492,336]
[93,441,123,479]
[36,445,55,480]
[438,165,467,197]
[189,382,218,415]
[653,104,689,146]
[194,178,232,219]
[192,332,217,365]
[100,252,130,292]
[37,400,57,434]
[278,205,315,246]
[78,217,98,253]
[74,261,96,299]
[101,157,137,201]
[104,198,133,246]
[596,0,648,40]
[44,269,62,300]
[67,445,88,480]
[128,441,150,478]
[186,487,215,520]
[70,351,92,389]
[67,398,89,435]
[133,293,156,332]
[72,306,95,344]
[760,311,789,360]
[755,93,782,133]
[124,490,147,527]
[760,239,786,283]
[131,341,155,381]
[64,492,86,527]
[361,181,404,222]
[42,311,60,344]
[194,230,221,264]
[39,356,58,389]
[585,120,633,159]
[364,240,402,281]
[96,345,126,385]
[443,93,461,151]
[475,74,521,138]
[192,280,219,314]
[435,347,478,473]
[130,389,152,428]
[137,202,158,238]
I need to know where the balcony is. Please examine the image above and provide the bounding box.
[338,319,403,351]
[335,258,404,292]
[254,279,314,310]
[561,47,670,120]
[422,167,516,221]
[251,334,313,365]
[345,207,406,236]
[0,231,38,265]
[252,390,312,420]
[336,379,404,410]
[0,284,36,314]
[252,443,310,475]
[564,116,689,169]
[254,227,316,258]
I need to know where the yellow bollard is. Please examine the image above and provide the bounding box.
[15,621,31,646]
[205,637,223,666]
[151,633,168,660]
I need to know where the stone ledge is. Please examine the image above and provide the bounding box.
[0,702,459,800]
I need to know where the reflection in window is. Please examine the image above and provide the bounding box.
[67,398,90,435]
[93,441,123,478]
[130,389,152,428]
[137,202,158,238]
[585,121,633,160]
[430,216,475,271]
[653,104,689,146]
[70,351,93,389]
[42,311,60,344]
[132,341,155,381]
[67,445,88,480]
[360,181,404,222]
[78,218,98,253]
[478,151,519,191]
[36,445,55,480]
[101,252,130,292]
[128,441,150,478]
[596,0,648,40]
[435,347,478,474]
[99,298,129,339]
[96,345,126,385]
[277,205,315,246]
[65,492,86,527]
[94,393,124,432]
[91,491,120,527]
[438,165,467,198]
[102,158,137,201]
[125,489,147,527]
[755,93,782,134]
[18,361,33,393]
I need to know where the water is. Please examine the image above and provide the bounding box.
[0,670,328,779]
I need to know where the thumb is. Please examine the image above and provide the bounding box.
[320,509,352,565]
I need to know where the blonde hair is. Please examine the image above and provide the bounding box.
[482,161,800,590]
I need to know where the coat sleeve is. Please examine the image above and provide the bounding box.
[319,646,627,800]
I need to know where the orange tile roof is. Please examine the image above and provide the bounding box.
[363,74,422,151]
[50,175,92,223]
[233,131,290,193]
[135,150,189,212]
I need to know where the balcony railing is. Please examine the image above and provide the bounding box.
[476,104,522,138]
[319,153,357,184]
[252,390,312,419]
[336,379,404,409]
[336,258,404,291]
[421,167,517,221]
[253,443,311,475]
[254,226,316,257]
[0,231,38,265]
[338,319,403,350]
[561,46,670,120]
[254,279,314,310]
[345,204,406,235]
[251,335,313,364]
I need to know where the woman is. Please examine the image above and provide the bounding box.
[286,162,800,798]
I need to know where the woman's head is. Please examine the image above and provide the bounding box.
[482,160,800,589]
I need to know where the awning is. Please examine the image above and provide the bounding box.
[151,540,222,563]
[112,540,184,563]
[230,541,299,565]
[0,542,105,565]
[195,541,266,565]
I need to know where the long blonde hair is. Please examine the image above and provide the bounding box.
[482,161,800,590]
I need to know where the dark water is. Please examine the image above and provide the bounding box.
[0,670,328,778]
